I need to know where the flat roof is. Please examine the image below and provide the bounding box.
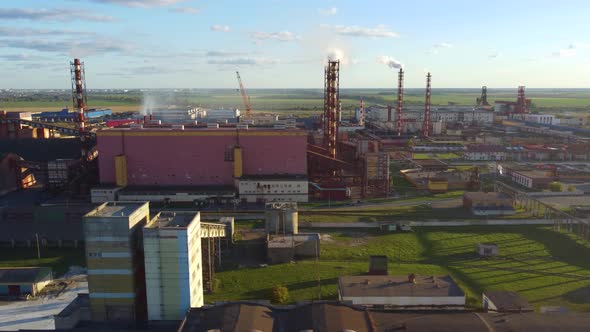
[0,267,51,284]
[96,127,306,137]
[338,275,464,298]
[86,202,145,218]
[147,211,198,228]
[484,291,533,312]
[240,174,307,181]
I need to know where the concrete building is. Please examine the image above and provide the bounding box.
[338,275,465,308]
[512,113,557,125]
[464,145,507,161]
[267,233,320,264]
[483,291,533,313]
[203,108,240,120]
[143,211,203,321]
[144,108,198,124]
[364,105,494,132]
[83,202,150,324]
[0,267,52,297]
[510,169,554,189]
[463,192,515,216]
[238,175,308,203]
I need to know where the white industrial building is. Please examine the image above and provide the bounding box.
[238,175,308,203]
[145,108,198,124]
[203,108,240,120]
[362,105,494,133]
[338,275,465,308]
[511,113,558,125]
[143,211,203,320]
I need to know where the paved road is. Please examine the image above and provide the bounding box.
[303,197,462,211]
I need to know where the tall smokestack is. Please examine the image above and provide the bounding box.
[422,73,432,137]
[70,58,86,133]
[396,68,404,136]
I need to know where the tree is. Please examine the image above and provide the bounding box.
[271,285,290,304]
[549,181,564,192]
[567,185,577,192]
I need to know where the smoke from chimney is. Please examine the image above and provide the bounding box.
[377,55,403,69]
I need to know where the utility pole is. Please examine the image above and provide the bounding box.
[35,233,41,259]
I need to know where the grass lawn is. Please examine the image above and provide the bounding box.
[0,248,86,277]
[208,226,590,311]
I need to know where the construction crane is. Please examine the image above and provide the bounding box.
[236,71,252,120]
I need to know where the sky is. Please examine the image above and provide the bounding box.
[0,0,589,89]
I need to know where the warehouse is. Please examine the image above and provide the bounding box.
[338,274,465,308]
[96,128,307,193]
[0,267,53,297]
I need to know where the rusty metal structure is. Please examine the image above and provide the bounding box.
[323,60,340,159]
[421,72,432,137]
[516,85,528,114]
[71,59,87,134]
[396,68,404,136]
[358,98,365,126]
[387,105,392,123]
[476,86,489,106]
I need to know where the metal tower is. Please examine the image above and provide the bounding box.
[323,60,340,159]
[476,86,489,106]
[396,68,404,136]
[421,72,432,137]
[516,86,527,113]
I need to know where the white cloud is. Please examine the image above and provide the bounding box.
[168,7,200,15]
[554,44,577,57]
[0,26,96,37]
[87,0,186,7]
[0,8,115,22]
[0,38,134,57]
[377,56,403,69]
[318,7,338,16]
[210,25,230,32]
[434,42,453,48]
[250,31,300,42]
[206,50,246,57]
[322,24,399,38]
[489,52,502,59]
[208,57,278,66]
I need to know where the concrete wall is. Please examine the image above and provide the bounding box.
[340,295,465,306]
[239,179,308,203]
[97,129,307,186]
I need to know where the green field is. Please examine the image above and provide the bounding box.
[1,248,86,277]
[3,89,590,115]
[207,226,590,311]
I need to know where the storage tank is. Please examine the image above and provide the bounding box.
[265,202,298,235]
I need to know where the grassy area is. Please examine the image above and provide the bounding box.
[412,153,461,160]
[0,248,86,277]
[208,226,590,311]
[4,89,590,115]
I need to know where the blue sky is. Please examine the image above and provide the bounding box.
[1,0,589,89]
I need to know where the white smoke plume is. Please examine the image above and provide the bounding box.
[139,92,158,115]
[326,48,349,64]
[377,55,403,69]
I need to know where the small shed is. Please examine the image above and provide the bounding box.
[483,291,533,313]
[0,267,53,297]
[476,243,499,257]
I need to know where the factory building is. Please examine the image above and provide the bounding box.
[83,202,150,324]
[96,127,308,203]
[143,211,203,321]
[238,175,308,203]
[202,108,240,121]
[142,108,198,124]
[363,105,493,132]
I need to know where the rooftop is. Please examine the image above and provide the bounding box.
[147,211,199,228]
[464,192,512,200]
[0,267,51,284]
[513,169,554,178]
[338,275,464,298]
[85,202,146,218]
[484,291,533,312]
